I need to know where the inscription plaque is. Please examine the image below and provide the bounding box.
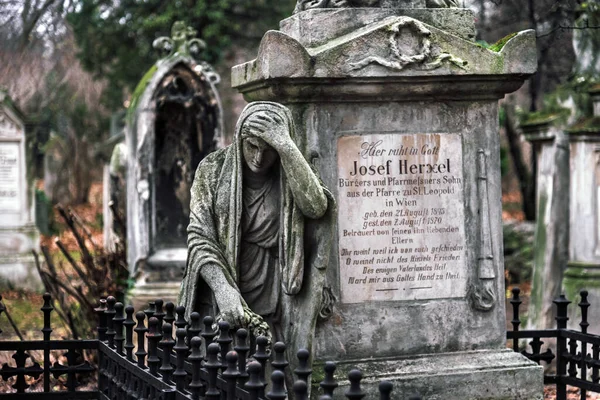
[0,142,20,212]
[337,133,467,303]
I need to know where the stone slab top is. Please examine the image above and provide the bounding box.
[232,14,537,101]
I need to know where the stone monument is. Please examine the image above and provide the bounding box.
[226,1,543,398]
[126,22,224,307]
[101,112,126,254]
[522,115,569,330]
[562,85,600,332]
[0,89,41,290]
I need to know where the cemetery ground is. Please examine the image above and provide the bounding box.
[0,186,591,398]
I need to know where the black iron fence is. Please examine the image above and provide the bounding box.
[4,289,600,399]
[508,287,600,400]
[0,294,417,399]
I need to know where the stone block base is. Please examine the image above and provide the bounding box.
[0,256,43,291]
[0,226,42,291]
[128,281,181,311]
[314,349,543,400]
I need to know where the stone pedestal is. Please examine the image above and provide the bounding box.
[0,90,41,291]
[563,87,600,333]
[522,117,569,330]
[233,6,542,399]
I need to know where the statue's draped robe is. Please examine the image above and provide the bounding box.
[240,175,281,317]
[179,102,335,373]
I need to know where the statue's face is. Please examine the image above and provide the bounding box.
[242,136,279,175]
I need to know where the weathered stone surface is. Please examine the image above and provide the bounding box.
[321,350,543,400]
[281,8,476,46]
[231,8,541,399]
[522,118,569,330]
[232,17,536,102]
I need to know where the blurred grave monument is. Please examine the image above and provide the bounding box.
[522,115,569,330]
[100,111,126,254]
[126,22,224,307]
[231,0,543,398]
[562,85,600,332]
[0,89,41,290]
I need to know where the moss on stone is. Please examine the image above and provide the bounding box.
[489,32,518,52]
[566,116,600,133]
[520,109,569,128]
[126,64,158,125]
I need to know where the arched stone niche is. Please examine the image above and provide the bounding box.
[126,24,223,304]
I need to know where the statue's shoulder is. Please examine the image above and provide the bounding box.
[195,147,229,175]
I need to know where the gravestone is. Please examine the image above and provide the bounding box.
[563,86,600,332]
[522,116,569,330]
[126,22,224,307]
[101,112,126,254]
[231,2,543,398]
[0,89,41,290]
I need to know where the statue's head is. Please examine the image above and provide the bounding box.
[240,112,282,175]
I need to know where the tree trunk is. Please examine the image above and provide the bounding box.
[505,102,536,221]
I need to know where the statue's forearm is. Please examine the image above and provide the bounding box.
[200,263,240,308]
[278,145,327,218]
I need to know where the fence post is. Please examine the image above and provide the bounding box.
[267,370,287,400]
[235,329,250,386]
[510,287,522,352]
[106,296,117,349]
[379,381,393,400]
[114,302,125,356]
[320,361,338,397]
[135,311,148,369]
[554,293,571,400]
[579,290,590,400]
[147,317,162,376]
[344,370,365,400]
[159,322,175,384]
[295,349,312,384]
[188,336,205,400]
[124,305,136,362]
[173,328,188,393]
[41,293,53,393]
[95,298,108,341]
[245,362,264,400]
[205,343,221,400]
[223,351,240,400]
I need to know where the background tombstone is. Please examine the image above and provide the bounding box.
[127,22,224,307]
[0,89,41,290]
[232,2,543,399]
[100,111,126,254]
[522,116,569,330]
[563,85,600,332]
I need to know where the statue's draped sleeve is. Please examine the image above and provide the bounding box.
[178,148,242,320]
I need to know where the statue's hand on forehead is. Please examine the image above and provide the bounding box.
[244,111,291,151]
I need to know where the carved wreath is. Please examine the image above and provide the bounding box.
[348,17,467,72]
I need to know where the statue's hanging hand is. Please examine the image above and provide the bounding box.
[215,294,245,327]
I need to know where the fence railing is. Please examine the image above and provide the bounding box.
[5,289,600,399]
[0,294,420,399]
[508,287,600,400]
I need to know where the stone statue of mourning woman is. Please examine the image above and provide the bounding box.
[179,102,335,378]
